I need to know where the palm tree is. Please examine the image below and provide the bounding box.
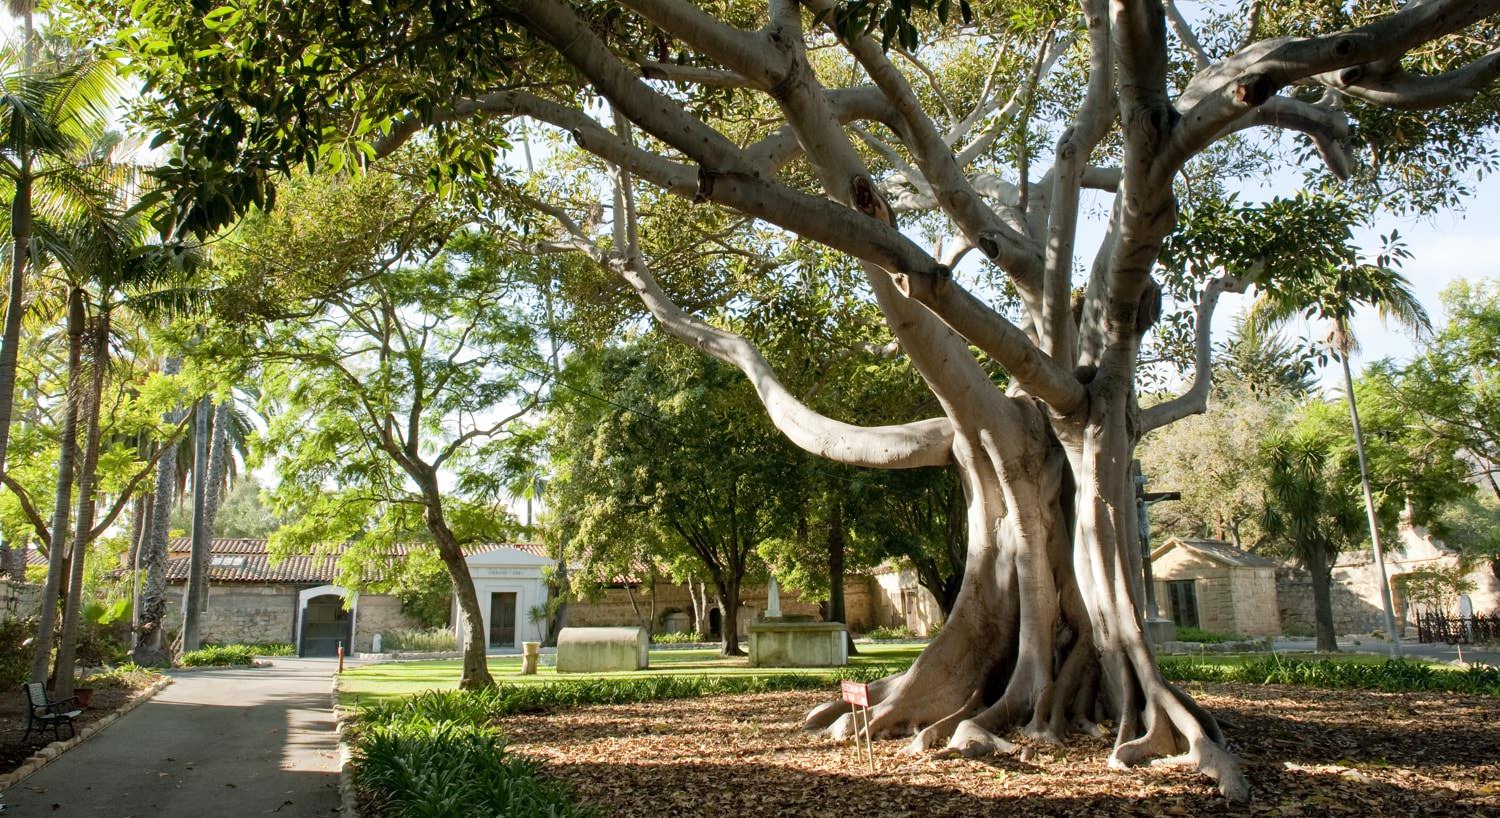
[1251,246,1431,657]
[31,147,202,693]
[0,24,118,485]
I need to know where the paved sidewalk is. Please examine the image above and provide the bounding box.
[2,658,343,817]
[1273,635,1500,665]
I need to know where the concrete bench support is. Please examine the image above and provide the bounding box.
[556,627,649,673]
[748,621,848,667]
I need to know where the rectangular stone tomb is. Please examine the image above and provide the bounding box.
[555,626,649,673]
[748,621,848,667]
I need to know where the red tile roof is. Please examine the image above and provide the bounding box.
[155,539,549,584]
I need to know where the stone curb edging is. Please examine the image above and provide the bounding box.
[331,673,361,818]
[0,675,174,792]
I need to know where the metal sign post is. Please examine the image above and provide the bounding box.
[840,680,874,772]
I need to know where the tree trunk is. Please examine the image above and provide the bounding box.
[29,288,83,684]
[181,397,213,652]
[544,544,569,647]
[804,391,1246,800]
[0,166,31,483]
[133,356,183,667]
[825,502,856,655]
[203,401,233,528]
[1340,346,1402,656]
[420,490,493,689]
[131,493,152,635]
[716,575,742,656]
[1308,555,1340,653]
[55,312,110,698]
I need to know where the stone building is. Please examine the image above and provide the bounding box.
[162,538,446,656]
[868,565,944,635]
[1276,516,1500,636]
[1149,537,1281,637]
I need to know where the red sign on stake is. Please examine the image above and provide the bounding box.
[840,680,870,708]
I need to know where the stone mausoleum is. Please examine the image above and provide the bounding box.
[1149,537,1281,637]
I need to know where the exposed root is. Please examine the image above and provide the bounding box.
[937,719,1017,759]
[902,693,982,755]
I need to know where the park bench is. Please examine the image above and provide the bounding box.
[21,682,81,743]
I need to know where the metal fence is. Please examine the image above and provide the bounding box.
[1416,611,1500,645]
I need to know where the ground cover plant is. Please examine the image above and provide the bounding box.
[1172,627,1241,644]
[179,644,258,667]
[203,641,295,656]
[384,628,458,653]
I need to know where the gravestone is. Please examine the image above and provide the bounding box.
[556,626,649,672]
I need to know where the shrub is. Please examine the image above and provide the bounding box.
[1173,627,1239,644]
[81,663,159,689]
[180,644,258,667]
[353,718,588,817]
[864,625,917,640]
[204,641,295,656]
[650,630,705,644]
[385,627,458,653]
[0,617,35,686]
[1161,656,1500,696]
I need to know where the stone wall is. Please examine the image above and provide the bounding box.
[352,593,422,652]
[1276,522,1500,636]
[1232,568,1281,636]
[0,580,40,621]
[166,581,301,645]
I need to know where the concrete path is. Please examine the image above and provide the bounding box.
[1273,635,1500,665]
[2,658,344,817]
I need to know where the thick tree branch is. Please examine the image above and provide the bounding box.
[2,473,50,550]
[1323,49,1500,111]
[1140,274,1247,432]
[1164,0,1500,182]
[526,194,955,469]
[803,0,1046,295]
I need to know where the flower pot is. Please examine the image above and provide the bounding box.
[75,688,94,709]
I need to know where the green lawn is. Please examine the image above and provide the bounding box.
[338,644,925,705]
[340,645,1475,707]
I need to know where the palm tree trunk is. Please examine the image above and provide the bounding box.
[181,397,212,651]
[133,356,182,667]
[29,288,83,684]
[1339,342,1402,657]
[0,5,34,485]
[54,311,111,698]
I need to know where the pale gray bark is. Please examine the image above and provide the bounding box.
[133,356,182,667]
[180,397,212,652]
[30,288,84,684]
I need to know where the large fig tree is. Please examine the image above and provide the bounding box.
[92,0,1500,800]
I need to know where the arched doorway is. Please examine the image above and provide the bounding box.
[299,592,353,657]
[708,607,722,639]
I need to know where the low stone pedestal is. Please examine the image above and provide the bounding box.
[748,621,848,667]
[1145,618,1176,647]
[556,627,649,673]
[520,641,540,675]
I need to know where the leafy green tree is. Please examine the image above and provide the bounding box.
[1250,229,1431,656]
[0,24,118,487]
[549,339,796,656]
[1261,410,1366,653]
[1396,279,1500,501]
[240,169,547,689]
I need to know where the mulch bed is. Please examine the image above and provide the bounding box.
[497,683,1499,817]
[0,680,154,776]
